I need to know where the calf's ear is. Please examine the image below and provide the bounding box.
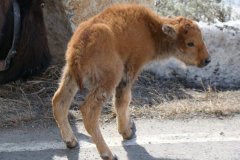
[162,24,177,39]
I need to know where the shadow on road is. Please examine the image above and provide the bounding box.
[122,139,183,160]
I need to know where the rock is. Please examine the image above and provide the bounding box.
[61,0,154,31]
[43,0,72,64]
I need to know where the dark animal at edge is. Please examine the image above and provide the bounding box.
[0,0,51,84]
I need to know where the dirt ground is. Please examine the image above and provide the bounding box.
[0,64,239,128]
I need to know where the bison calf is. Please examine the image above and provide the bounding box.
[52,4,210,160]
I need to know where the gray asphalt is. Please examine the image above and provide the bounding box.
[0,116,240,160]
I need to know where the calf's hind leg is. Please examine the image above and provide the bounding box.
[80,77,119,160]
[52,66,79,148]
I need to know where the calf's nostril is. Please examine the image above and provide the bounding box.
[204,58,211,65]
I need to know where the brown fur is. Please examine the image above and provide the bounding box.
[52,4,210,160]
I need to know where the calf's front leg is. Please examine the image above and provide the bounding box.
[114,80,136,140]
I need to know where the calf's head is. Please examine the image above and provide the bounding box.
[162,17,210,68]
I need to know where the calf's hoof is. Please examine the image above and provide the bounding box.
[101,153,118,160]
[122,120,136,140]
[65,138,78,148]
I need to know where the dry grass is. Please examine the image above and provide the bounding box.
[0,65,240,128]
[131,90,240,119]
[0,64,62,127]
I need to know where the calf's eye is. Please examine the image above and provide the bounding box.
[187,42,195,47]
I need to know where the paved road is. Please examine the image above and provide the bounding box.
[0,116,240,160]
